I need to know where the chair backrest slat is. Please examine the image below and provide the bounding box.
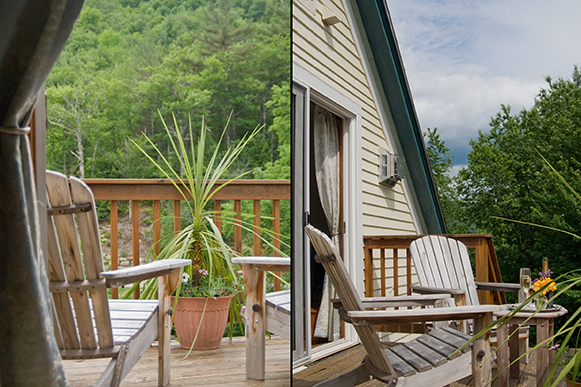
[305,225,395,377]
[411,236,479,306]
[69,176,114,348]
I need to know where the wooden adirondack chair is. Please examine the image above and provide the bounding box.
[409,235,528,355]
[305,225,502,387]
[46,171,190,387]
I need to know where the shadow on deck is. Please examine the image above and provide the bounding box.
[293,343,566,387]
[62,336,291,386]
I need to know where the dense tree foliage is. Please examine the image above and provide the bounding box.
[424,127,464,233]
[426,67,581,318]
[456,67,581,284]
[46,0,290,179]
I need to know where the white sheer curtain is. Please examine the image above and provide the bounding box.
[313,105,341,340]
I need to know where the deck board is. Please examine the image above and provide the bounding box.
[293,343,566,387]
[62,336,290,386]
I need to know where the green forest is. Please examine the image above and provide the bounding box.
[426,67,581,317]
[46,0,290,181]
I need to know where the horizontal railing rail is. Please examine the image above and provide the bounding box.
[83,178,291,299]
[363,234,506,306]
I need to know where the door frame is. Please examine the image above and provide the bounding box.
[292,64,363,366]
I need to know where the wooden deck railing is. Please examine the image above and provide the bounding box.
[363,234,506,306]
[83,178,291,298]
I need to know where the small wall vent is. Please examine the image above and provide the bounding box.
[379,149,404,188]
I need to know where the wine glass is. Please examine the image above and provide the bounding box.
[520,268,531,301]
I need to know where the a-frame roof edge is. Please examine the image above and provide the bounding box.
[351,0,447,234]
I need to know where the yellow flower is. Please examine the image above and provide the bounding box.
[533,277,557,296]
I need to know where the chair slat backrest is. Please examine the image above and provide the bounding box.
[305,225,395,377]
[46,171,114,352]
[410,236,479,306]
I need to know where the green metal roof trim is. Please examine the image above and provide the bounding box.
[353,0,447,233]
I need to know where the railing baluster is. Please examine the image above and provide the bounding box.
[214,200,222,232]
[393,249,399,297]
[153,200,161,258]
[110,200,118,299]
[253,200,261,256]
[131,200,140,299]
[393,249,399,310]
[272,200,281,291]
[379,249,385,297]
[173,200,181,235]
[406,248,412,296]
[234,200,241,254]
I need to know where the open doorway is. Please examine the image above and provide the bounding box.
[308,102,344,346]
[293,84,354,365]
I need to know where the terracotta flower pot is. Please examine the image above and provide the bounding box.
[171,295,233,350]
[566,378,581,387]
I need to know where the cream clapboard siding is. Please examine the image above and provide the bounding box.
[293,0,418,233]
[294,0,421,301]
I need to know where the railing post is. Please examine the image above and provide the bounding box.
[364,240,373,297]
[475,237,490,304]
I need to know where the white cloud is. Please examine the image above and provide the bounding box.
[387,0,581,163]
[411,71,543,156]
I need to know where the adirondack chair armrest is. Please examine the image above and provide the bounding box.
[346,305,503,325]
[231,257,291,272]
[332,294,454,310]
[475,281,520,293]
[411,284,466,295]
[101,259,191,288]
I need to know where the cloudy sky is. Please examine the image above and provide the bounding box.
[387,1,581,172]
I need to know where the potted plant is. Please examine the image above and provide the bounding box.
[171,269,242,350]
[131,112,261,351]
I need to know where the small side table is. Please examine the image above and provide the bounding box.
[231,257,291,380]
[494,305,567,387]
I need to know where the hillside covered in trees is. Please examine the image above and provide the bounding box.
[46,0,290,180]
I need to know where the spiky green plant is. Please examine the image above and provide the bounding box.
[129,112,262,344]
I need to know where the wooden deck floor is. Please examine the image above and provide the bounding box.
[62,336,291,386]
[293,343,566,387]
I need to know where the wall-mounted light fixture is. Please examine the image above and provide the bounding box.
[321,5,341,26]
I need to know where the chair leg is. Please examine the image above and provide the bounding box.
[313,362,372,387]
[111,345,128,387]
[472,312,493,387]
[158,270,181,387]
[243,263,266,380]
